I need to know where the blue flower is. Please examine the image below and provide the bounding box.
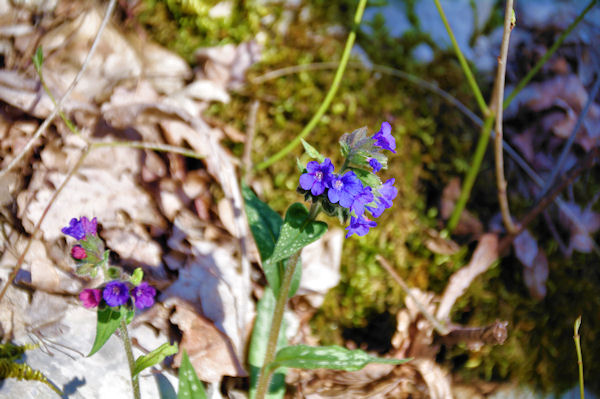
[61,216,98,240]
[132,282,156,310]
[62,218,85,240]
[367,178,398,218]
[350,186,374,216]
[328,171,362,208]
[372,122,396,153]
[345,215,377,238]
[103,281,130,307]
[368,158,382,172]
[299,158,334,196]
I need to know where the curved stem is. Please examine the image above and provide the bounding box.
[494,0,516,233]
[447,115,494,232]
[254,203,320,399]
[254,0,368,171]
[433,0,489,117]
[120,319,141,399]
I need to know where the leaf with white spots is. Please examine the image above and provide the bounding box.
[270,203,327,265]
[178,350,207,399]
[268,345,411,372]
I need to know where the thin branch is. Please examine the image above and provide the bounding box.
[375,255,449,335]
[0,148,91,304]
[89,140,205,160]
[504,0,598,109]
[254,0,368,171]
[499,147,599,253]
[433,0,489,116]
[0,0,117,179]
[494,0,517,233]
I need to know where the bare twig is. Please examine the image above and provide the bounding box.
[375,255,449,335]
[0,0,117,180]
[494,0,517,234]
[499,147,599,253]
[243,100,260,182]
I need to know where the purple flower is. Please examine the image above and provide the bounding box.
[103,281,130,307]
[71,245,87,260]
[367,178,398,218]
[368,158,382,172]
[79,289,102,308]
[132,282,156,310]
[327,171,362,208]
[345,215,377,238]
[372,122,396,153]
[299,158,334,196]
[62,218,85,240]
[81,217,98,236]
[61,216,98,240]
[350,186,374,216]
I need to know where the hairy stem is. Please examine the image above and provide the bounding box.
[494,0,516,233]
[254,0,367,171]
[447,115,494,232]
[433,0,489,116]
[254,202,320,399]
[120,319,141,399]
[574,316,585,399]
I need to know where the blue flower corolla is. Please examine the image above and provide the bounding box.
[61,216,97,240]
[103,281,130,307]
[327,171,362,208]
[368,158,382,172]
[299,158,334,196]
[345,215,377,238]
[372,122,396,153]
[132,282,156,310]
[367,178,398,218]
[350,186,374,216]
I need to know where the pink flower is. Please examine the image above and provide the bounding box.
[71,245,87,260]
[79,289,102,308]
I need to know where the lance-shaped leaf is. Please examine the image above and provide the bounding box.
[267,345,411,373]
[178,350,207,399]
[300,139,326,162]
[133,342,179,377]
[88,306,127,356]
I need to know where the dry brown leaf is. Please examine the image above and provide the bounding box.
[440,178,483,236]
[436,234,499,321]
[171,303,246,383]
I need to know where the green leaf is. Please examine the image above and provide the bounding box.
[178,350,207,399]
[133,342,178,377]
[268,345,412,372]
[130,267,144,286]
[88,306,126,356]
[248,288,287,399]
[107,267,121,280]
[270,203,327,264]
[33,46,43,74]
[350,167,382,191]
[300,139,325,162]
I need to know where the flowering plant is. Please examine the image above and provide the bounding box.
[245,123,409,399]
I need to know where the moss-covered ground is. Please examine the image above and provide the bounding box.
[137,0,600,394]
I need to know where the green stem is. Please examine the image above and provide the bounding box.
[504,0,597,109]
[447,115,494,232]
[433,0,489,117]
[254,0,368,171]
[254,203,320,399]
[90,140,205,160]
[574,316,585,399]
[120,319,141,399]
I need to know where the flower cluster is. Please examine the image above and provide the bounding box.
[63,217,157,311]
[79,281,156,310]
[298,122,398,238]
